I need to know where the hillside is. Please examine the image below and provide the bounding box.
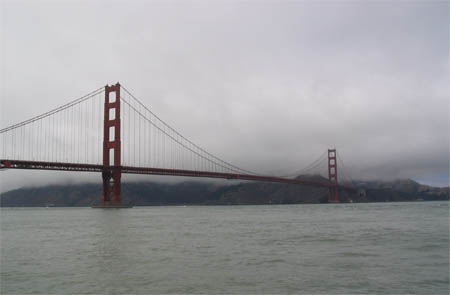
[0,177,448,207]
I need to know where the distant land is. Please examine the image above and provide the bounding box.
[1,175,448,207]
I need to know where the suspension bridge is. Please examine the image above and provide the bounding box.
[0,83,353,207]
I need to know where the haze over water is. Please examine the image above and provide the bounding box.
[1,202,448,294]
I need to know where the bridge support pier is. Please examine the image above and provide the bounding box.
[97,169,124,207]
[328,186,339,203]
[328,149,339,203]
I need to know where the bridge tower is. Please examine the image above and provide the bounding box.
[99,83,123,207]
[328,148,339,203]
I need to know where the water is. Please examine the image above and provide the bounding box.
[1,202,448,294]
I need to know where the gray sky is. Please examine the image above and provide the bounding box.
[0,0,449,191]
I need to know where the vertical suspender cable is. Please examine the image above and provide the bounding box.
[138,103,141,166]
[144,107,147,167]
[128,101,130,166]
[99,93,102,165]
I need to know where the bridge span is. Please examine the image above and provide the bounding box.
[0,83,352,206]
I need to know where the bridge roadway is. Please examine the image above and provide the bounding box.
[0,159,344,189]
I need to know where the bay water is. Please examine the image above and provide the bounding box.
[1,202,448,294]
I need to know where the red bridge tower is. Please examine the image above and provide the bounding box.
[328,148,339,203]
[97,83,125,207]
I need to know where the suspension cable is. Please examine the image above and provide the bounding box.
[0,87,104,133]
[121,85,258,175]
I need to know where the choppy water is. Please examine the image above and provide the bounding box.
[1,202,449,294]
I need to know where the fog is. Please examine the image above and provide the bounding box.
[1,1,448,192]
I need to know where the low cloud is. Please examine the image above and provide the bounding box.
[1,1,448,192]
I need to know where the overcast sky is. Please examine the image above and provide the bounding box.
[0,0,448,191]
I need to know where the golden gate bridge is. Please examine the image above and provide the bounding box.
[0,83,353,207]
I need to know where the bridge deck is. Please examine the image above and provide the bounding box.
[0,159,338,189]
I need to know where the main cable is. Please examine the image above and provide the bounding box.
[0,87,104,134]
[121,96,250,174]
[121,85,257,175]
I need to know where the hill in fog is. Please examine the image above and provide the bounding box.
[0,176,448,207]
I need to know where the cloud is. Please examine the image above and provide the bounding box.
[1,0,448,192]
